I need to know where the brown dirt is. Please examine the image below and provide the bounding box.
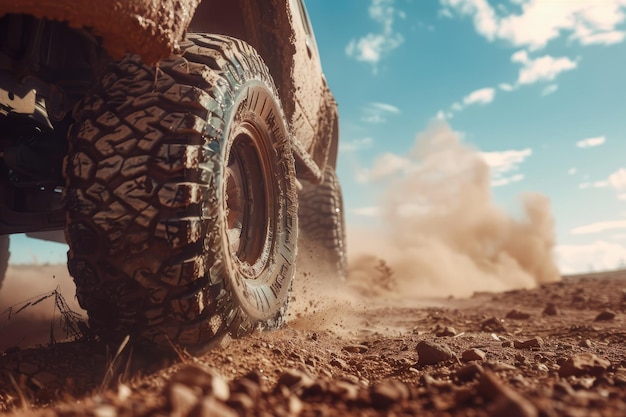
[1,263,626,416]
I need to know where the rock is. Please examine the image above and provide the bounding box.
[288,395,303,415]
[276,369,314,392]
[93,405,118,417]
[595,310,616,321]
[506,310,531,320]
[558,353,611,378]
[226,393,254,412]
[578,339,592,348]
[513,337,543,349]
[328,380,360,401]
[231,378,261,402]
[168,382,200,416]
[330,357,348,370]
[462,348,486,362]
[542,303,558,316]
[190,397,238,417]
[614,370,626,387]
[478,371,538,417]
[343,344,369,354]
[482,317,507,333]
[170,364,230,401]
[435,326,457,337]
[416,340,454,365]
[456,363,484,382]
[370,380,410,409]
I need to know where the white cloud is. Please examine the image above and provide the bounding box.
[480,148,532,188]
[514,52,578,85]
[571,220,626,235]
[435,110,454,120]
[450,87,496,113]
[480,148,532,175]
[578,181,609,189]
[440,0,626,50]
[568,167,577,175]
[463,87,496,106]
[541,84,558,96]
[576,136,606,148]
[346,0,404,69]
[339,137,374,153]
[491,173,524,187]
[499,82,517,92]
[578,167,626,199]
[556,241,626,274]
[361,102,401,123]
[577,30,625,46]
[609,168,626,190]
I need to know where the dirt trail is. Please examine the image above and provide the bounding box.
[1,263,626,416]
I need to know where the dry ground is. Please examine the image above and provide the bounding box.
[1,263,626,416]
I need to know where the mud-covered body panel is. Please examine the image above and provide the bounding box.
[0,0,200,63]
[0,0,338,180]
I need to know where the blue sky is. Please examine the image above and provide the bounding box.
[304,0,626,274]
[8,0,626,274]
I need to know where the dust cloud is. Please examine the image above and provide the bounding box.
[291,121,561,335]
[348,121,560,299]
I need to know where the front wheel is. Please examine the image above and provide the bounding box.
[65,34,298,350]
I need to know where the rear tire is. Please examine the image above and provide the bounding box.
[298,166,347,279]
[65,34,298,350]
[0,235,9,290]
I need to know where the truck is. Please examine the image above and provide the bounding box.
[0,0,345,351]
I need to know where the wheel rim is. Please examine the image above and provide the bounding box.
[224,121,274,278]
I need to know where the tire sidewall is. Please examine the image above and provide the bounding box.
[218,80,297,323]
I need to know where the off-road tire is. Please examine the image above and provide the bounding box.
[0,235,9,290]
[65,34,298,351]
[298,166,347,278]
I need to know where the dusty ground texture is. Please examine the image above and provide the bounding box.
[1,265,626,416]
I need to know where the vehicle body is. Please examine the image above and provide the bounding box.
[0,0,345,349]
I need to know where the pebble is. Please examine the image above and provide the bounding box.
[456,363,484,381]
[190,397,238,417]
[93,405,118,417]
[328,380,360,401]
[330,357,348,370]
[542,303,558,316]
[435,326,457,337]
[168,382,200,416]
[506,310,531,320]
[594,310,616,321]
[482,317,507,333]
[478,371,538,417]
[462,348,486,362]
[276,369,314,392]
[513,337,543,350]
[558,353,611,378]
[343,344,369,354]
[578,339,593,348]
[226,393,254,411]
[416,340,454,365]
[370,380,410,409]
[170,364,230,401]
